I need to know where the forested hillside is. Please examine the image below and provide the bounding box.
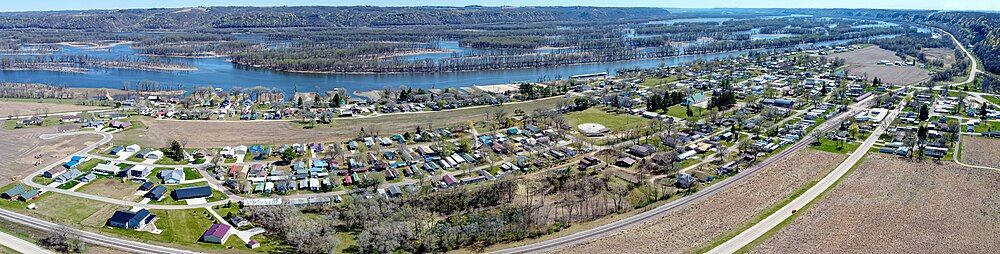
[0,6,672,30]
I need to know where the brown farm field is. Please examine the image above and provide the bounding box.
[0,100,107,117]
[830,46,929,85]
[752,154,1000,253]
[960,135,1000,169]
[0,126,102,186]
[115,96,564,148]
[553,149,846,254]
[921,47,957,67]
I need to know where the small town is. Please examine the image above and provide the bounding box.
[0,3,998,254]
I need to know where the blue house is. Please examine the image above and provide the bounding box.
[145,185,167,200]
[107,209,154,230]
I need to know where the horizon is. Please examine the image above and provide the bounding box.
[1,0,999,12]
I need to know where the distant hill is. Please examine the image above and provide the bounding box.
[0,6,672,30]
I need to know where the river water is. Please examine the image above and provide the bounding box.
[0,36,884,94]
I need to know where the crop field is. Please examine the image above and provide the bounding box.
[920,48,957,67]
[960,135,1000,169]
[752,154,1000,253]
[0,126,102,186]
[115,96,565,148]
[554,149,846,254]
[0,100,107,117]
[829,46,929,85]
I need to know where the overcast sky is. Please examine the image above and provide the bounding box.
[2,0,998,12]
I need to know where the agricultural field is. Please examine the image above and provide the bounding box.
[0,126,102,186]
[920,48,957,67]
[554,149,846,254]
[0,100,108,118]
[829,46,929,85]
[565,108,650,131]
[752,154,1000,253]
[115,96,564,148]
[960,135,1000,169]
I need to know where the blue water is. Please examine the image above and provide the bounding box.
[0,36,884,94]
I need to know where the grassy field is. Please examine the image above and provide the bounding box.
[808,138,860,154]
[972,121,1000,133]
[639,76,679,88]
[565,108,650,131]
[983,95,1000,105]
[2,115,68,130]
[664,104,706,122]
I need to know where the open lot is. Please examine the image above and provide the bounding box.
[960,135,1000,169]
[830,46,929,85]
[76,177,143,201]
[0,100,107,118]
[0,126,102,186]
[752,154,1000,253]
[554,149,846,254]
[115,96,564,148]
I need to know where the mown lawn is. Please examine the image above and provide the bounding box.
[983,94,1000,105]
[639,76,679,88]
[664,104,706,122]
[565,108,650,131]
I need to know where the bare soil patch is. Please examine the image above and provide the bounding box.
[753,154,1000,253]
[553,149,846,254]
[830,46,929,85]
[960,135,1000,169]
[116,97,563,148]
[0,126,101,186]
[921,47,957,67]
[0,100,107,117]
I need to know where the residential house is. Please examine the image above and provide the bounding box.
[93,163,122,175]
[1,185,26,199]
[158,170,185,184]
[145,185,167,200]
[628,144,655,157]
[129,165,152,179]
[55,169,81,183]
[107,209,154,230]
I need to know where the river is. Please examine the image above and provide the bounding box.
[0,37,885,94]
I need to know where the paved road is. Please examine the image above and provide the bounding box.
[0,208,198,254]
[707,93,905,254]
[0,228,52,254]
[26,131,231,210]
